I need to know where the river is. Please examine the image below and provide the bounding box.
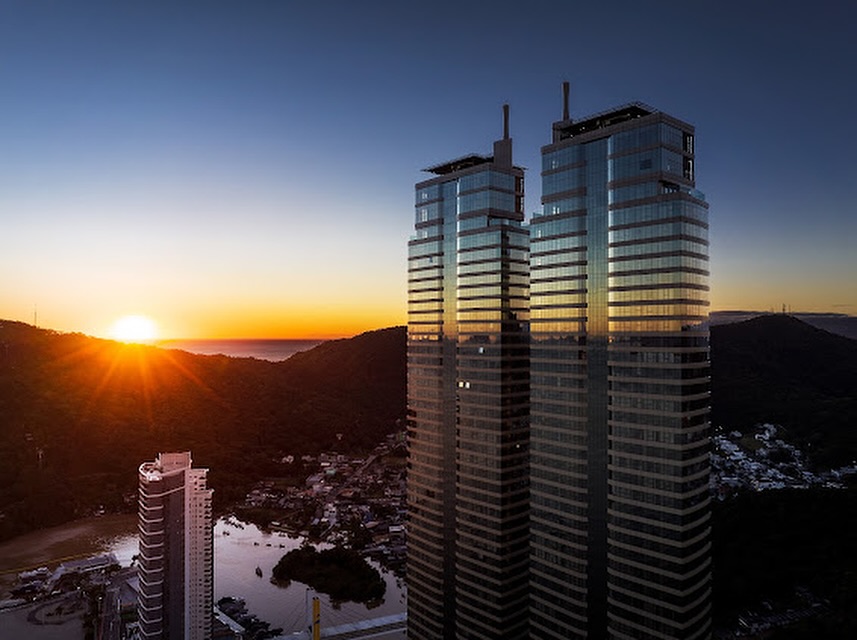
[0,514,406,636]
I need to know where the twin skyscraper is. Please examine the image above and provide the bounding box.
[407,85,711,640]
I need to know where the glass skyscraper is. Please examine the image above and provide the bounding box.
[529,92,711,639]
[407,93,711,640]
[407,108,530,640]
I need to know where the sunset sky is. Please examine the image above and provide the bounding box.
[2,1,855,339]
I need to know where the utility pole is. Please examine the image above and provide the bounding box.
[312,596,320,640]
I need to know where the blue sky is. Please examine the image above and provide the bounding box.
[1,1,855,337]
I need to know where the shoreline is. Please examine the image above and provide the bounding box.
[0,513,138,598]
[0,512,406,637]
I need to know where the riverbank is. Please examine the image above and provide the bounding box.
[0,513,137,598]
[0,512,405,637]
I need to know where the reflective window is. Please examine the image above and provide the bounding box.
[612,124,659,153]
[459,189,515,214]
[609,182,659,204]
[530,264,587,280]
[531,215,587,239]
[458,169,515,192]
[610,200,708,227]
[543,167,584,196]
[415,184,439,204]
[611,150,658,181]
[538,195,586,217]
[542,145,583,172]
[408,240,442,258]
[609,254,709,273]
[610,220,708,245]
[531,249,586,267]
[415,202,441,223]
[609,238,708,260]
[660,123,684,151]
[662,149,683,177]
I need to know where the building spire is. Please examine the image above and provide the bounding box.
[494,103,513,167]
[562,81,570,120]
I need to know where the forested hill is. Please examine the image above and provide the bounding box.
[1,314,855,541]
[280,326,405,400]
[709,317,857,637]
[711,314,857,467]
[0,321,405,541]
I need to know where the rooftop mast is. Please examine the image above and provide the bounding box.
[562,81,570,120]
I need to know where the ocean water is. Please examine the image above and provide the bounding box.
[159,339,323,362]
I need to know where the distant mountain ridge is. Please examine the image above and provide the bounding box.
[0,320,405,541]
[1,313,854,542]
[711,310,857,340]
[710,314,857,467]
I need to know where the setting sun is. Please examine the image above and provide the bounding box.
[110,315,158,343]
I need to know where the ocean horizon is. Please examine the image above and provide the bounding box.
[158,339,323,362]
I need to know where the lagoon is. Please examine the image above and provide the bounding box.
[0,514,405,637]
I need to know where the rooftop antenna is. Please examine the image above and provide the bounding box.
[562,81,570,120]
[34,304,37,328]
[503,103,510,140]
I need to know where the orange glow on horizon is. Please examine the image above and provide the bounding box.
[151,300,407,340]
[109,315,159,343]
[3,279,851,342]
[0,296,408,341]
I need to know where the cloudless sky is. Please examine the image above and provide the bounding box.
[1,1,855,338]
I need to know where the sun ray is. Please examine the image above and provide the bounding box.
[158,349,231,410]
[43,327,231,446]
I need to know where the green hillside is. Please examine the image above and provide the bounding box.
[0,321,405,541]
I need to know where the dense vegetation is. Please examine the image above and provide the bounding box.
[708,315,857,635]
[271,546,385,604]
[3,314,857,630]
[711,314,857,468]
[0,320,405,541]
[3,314,856,539]
[713,488,857,638]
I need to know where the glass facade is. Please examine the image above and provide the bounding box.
[529,105,711,640]
[408,134,529,640]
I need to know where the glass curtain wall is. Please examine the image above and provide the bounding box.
[408,136,529,640]
[530,106,711,640]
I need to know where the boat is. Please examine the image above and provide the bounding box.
[255,566,263,577]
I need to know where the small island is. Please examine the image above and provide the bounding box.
[271,546,386,604]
